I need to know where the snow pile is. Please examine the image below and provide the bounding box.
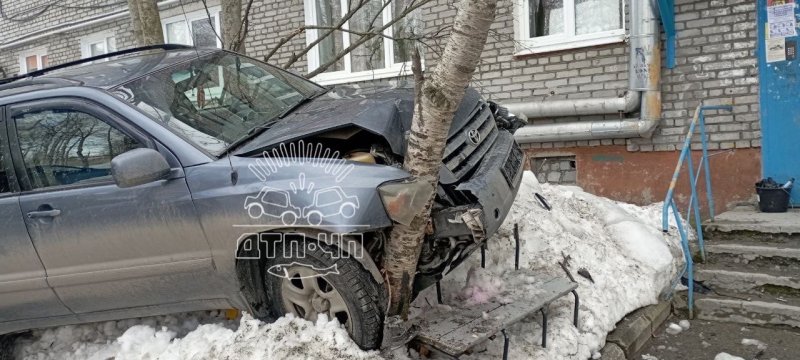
[411,171,685,359]
[14,171,685,360]
[458,267,509,305]
[14,313,380,360]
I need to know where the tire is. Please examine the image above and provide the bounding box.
[0,334,17,360]
[263,237,385,350]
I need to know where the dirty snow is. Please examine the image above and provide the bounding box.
[740,338,767,350]
[410,172,685,359]
[12,171,685,359]
[665,323,684,335]
[14,312,381,360]
[714,353,745,360]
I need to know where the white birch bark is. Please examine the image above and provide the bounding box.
[383,0,498,317]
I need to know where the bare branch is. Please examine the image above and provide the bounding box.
[305,0,433,78]
[231,0,256,51]
[200,0,225,47]
[263,27,306,62]
[281,0,373,69]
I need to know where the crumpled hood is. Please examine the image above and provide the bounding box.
[234,83,484,156]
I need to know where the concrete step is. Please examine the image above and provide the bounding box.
[703,208,800,235]
[694,296,800,328]
[703,243,800,276]
[703,230,800,248]
[695,269,800,296]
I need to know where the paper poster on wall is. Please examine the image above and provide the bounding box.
[768,37,788,62]
[768,2,797,38]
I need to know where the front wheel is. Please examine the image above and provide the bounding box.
[263,239,385,350]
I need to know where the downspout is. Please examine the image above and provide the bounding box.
[512,0,662,143]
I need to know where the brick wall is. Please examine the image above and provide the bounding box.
[531,155,578,185]
[0,0,761,154]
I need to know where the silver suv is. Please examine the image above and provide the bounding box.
[0,45,523,350]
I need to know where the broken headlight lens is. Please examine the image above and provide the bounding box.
[378,178,435,226]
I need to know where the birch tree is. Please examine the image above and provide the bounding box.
[383,0,498,318]
[220,0,255,52]
[127,0,164,46]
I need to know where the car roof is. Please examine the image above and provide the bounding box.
[0,46,220,97]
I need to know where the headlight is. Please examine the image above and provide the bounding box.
[378,178,435,226]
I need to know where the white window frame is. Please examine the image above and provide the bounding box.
[514,0,626,56]
[162,6,222,48]
[18,47,48,74]
[80,31,117,58]
[304,0,412,85]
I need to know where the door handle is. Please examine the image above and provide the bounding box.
[27,209,62,219]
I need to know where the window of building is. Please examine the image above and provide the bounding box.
[18,48,48,74]
[14,109,142,189]
[304,0,413,85]
[162,7,222,48]
[80,31,117,58]
[515,0,625,55]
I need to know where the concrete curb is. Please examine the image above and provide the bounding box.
[601,301,672,359]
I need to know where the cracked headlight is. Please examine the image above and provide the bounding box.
[378,178,435,226]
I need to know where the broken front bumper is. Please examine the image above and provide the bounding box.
[414,131,523,292]
[432,130,524,245]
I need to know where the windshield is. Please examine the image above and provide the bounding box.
[113,51,324,156]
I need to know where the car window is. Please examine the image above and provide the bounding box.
[115,52,321,156]
[0,130,10,194]
[14,109,142,189]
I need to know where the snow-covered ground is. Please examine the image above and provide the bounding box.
[12,172,686,359]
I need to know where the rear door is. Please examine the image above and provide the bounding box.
[7,98,216,314]
[0,106,72,322]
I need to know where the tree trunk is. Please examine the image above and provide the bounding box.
[127,0,143,45]
[128,0,164,46]
[221,0,245,52]
[382,0,498,318]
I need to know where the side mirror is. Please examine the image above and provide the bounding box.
[111,148,171,188]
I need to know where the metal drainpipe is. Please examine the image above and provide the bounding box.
[512,0,662,143]
[504,89,640,118]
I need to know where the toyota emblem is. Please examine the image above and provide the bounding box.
[467,129,481,145]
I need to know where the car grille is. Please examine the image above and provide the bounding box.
[502,141,523,186]
[441,102,498,180]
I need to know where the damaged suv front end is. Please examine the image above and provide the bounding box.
[230,83,526,291]
[114,48,524,347]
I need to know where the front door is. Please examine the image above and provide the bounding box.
[7,98,216,314]
[0,111,72,323]
[758,0,800,204]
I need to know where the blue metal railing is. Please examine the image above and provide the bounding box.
[662,103,733,318]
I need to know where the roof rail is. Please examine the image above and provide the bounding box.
[0,44,195,85]
[0,78,81,92]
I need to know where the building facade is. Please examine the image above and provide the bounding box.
[0,0,767,214]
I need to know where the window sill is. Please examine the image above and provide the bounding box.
[514,32,627,57]
[311,65,413,86]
